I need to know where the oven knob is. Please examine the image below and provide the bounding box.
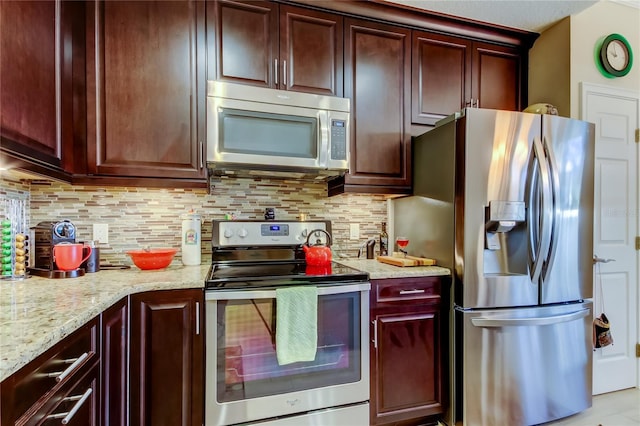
[299,229,308,241]
[223,229,234,238]
[238,228,248,238]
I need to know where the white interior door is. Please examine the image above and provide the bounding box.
[582,82,639,395]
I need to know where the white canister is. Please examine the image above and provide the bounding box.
[181,211,201,266]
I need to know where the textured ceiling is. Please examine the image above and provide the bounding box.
[382,0,605,32]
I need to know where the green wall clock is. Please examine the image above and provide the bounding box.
[595,33,633,78]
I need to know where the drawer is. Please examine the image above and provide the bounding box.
[2,317,99,423]
[20,362,99,426]
[373,277,441,305]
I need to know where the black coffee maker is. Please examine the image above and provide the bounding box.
[30,220,77,276]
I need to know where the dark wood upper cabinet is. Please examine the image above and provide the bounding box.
[279,4,343,95]
[129,289,204,426]
[412,30,524,125]
[0,0,82,179]
[412,32,471,126]
[472,41,523,111]
[342,18,412,193]
[209,0,343,96]
[84,0,206,182]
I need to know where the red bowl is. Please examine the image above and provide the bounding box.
[126,248,178,270]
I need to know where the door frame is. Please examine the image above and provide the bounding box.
[580,81,640,391]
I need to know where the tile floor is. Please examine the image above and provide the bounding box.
[543,387,640,425]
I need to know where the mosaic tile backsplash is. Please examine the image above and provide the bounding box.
[1,173,390,266]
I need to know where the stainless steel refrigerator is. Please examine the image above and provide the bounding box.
[393,108,595,426]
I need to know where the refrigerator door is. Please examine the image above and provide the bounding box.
[459,109,541,308]
[455,301,593,426]
[540,115,595,304]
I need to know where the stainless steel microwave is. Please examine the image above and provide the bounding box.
[206,81,350,178]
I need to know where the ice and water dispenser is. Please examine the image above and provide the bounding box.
[484,200,528,275]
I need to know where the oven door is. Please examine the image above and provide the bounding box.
[205,283,370,426]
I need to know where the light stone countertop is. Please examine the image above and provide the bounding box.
[0,265,208,382]
[336,258,450,280]
[0,259,450,382]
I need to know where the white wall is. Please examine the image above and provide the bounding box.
[529,0,640,119]
[570,0,640,117]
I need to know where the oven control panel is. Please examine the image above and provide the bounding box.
[213,220,330,247]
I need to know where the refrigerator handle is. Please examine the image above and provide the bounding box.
[541,136,561,279]
[471,308,590,328]
[529,136,554,284]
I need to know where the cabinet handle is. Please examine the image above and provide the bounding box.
[199,140,204,169]
[274,59,278,85]
[47,352,89,382]
[283,60,287,87]
[45,387,93,424]
[466,98,480,108]
[399,289,426,295]
[195,301,200,335]
[372,320,377,349]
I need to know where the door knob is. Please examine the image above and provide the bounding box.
[593,255,615,264]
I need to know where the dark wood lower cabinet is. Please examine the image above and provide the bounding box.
[101,297,129,426]
[0,317,100,426]
[129,289,204,426]
[370,277,449,425]
[37,364,100,426]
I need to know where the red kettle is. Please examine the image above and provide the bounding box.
[303,229,332,266]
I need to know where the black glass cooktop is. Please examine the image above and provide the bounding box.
[205,261,369,290]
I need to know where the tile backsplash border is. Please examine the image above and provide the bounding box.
[1,173,392,266]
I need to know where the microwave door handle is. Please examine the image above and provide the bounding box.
[318,112,329,168]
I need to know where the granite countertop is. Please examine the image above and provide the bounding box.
[0,259,450,382]
[0,265,209,382]
[337,258,450,280]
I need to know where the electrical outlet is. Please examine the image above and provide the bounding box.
[349,223,360,240]
[92,223,109,244]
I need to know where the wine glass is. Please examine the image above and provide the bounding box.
[396,236,409,257]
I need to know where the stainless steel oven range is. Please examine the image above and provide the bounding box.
[205,220,370,426]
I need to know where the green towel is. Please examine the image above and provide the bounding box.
[275,286,318,365]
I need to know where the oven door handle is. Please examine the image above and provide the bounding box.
[205,282,371,300]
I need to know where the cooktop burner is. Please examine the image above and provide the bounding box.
[205,261,369,290]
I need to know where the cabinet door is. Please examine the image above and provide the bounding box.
[86,0,206,180]
[130,289,204,426]
[210,0,278,87]
[0,0,77,173]
[101,297,128,426]
[210,1,343,96]
[279,5,343,96]
[371,307,444,424]
[344,18,412,193]
[412,31,471,126]
[472,41,523,111]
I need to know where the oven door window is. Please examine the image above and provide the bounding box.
[215,292,361,402]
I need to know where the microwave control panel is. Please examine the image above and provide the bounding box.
[330,120,347,160]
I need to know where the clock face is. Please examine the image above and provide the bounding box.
[597,34,633,78]
[606,39,629,71]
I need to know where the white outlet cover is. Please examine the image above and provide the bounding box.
[349,223,360,240]
[92,223,109,244]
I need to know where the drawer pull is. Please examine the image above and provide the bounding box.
[48,352,89,382]
[45,387,93,424]
[399,289,426,295]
